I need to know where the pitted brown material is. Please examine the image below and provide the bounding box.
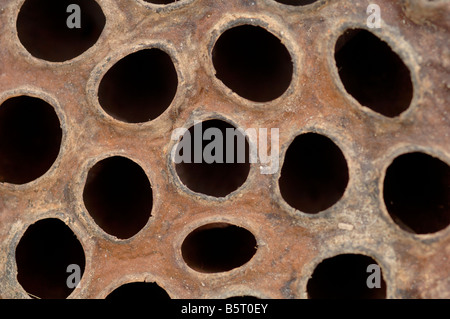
[0,0,449,299]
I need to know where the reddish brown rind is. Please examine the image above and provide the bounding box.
[0,0,448,299]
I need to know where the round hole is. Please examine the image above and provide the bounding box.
[106,282,170,300]
[307,254,387,299]
[334,28,413,117]
[212,25,293,102]
[98,49,178,123]
[144,0,178,4]
[181,223,257,273]
[278,133,349,214]
[273,0,318,5]
[0,96,62,185]
[17,0,105,62]
[383,152,450,234]
[83,156,153,239]
[226,296,260,300]
[174,119,250,197]
[15,218,86,299]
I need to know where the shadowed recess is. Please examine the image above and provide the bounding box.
[98,49,178,123]
[227,296,260,300]
[0,96,62,184]
[181,223,257,273]
[106,282,170,300]
[175,119,250,197]
[15,218,86,299]
[334,28,413,117]
[383,152,450,234]
[212,25,293,102]
[83,156,153,239]
[279,133,349,213]
[17,0,105,62]
[307,254,386,299]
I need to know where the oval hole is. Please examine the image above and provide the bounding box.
[334,28,413,117]
[0,96,62,184]
[106,282,170,300]
[383,152,450,234]
[83,156,153,239]
[17,0,105,62]
[174,119,250,198]
[212,25,293,102]
[279,133,349,214]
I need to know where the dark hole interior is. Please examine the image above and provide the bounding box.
[83,156,153,239]
[0,96,62,185]
[212,25,293,102]
[279,133,349,213]
[307,254,387,299]
[181,223,257,273]
[106,282,171,300]
[383,152,450,234]
[15,218,86,299]
[274,0,318,5]
[16,0,105,62]
[334,28,413,117]
[98,49,178,123]
[175,119,250,197]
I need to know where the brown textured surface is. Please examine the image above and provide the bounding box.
[0,0,449,298]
